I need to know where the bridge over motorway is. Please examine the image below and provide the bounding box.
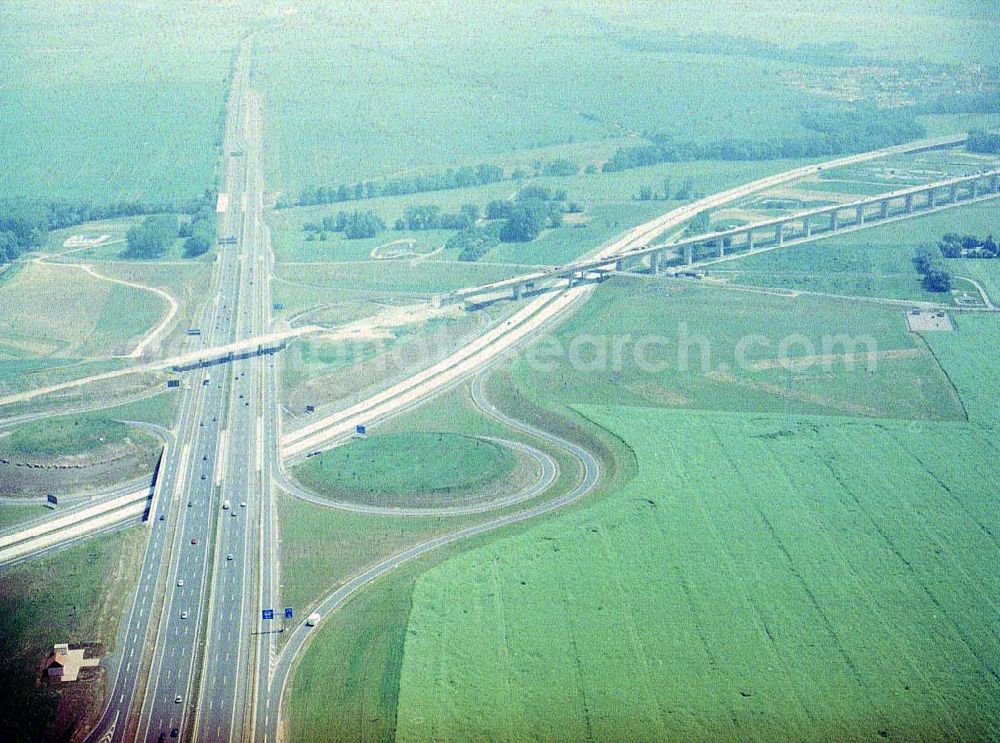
[439,163,1000,308]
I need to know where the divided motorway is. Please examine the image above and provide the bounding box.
[84,38,258,743]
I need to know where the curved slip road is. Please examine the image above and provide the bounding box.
[275,435,558,517]
[260,370,602,742]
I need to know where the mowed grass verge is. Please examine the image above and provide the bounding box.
[395,405,1000,743]
[0,412,158,461]
[292,432,516,508]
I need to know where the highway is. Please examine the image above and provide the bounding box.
[83,37,257,743]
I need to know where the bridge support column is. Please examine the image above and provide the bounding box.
[971,180,979,199]
[513,283,523,300]
[856,204,865,226]
[775,222,784,245]
[649,251,661,274]
[716,237,725,257]
[950,183,959,203]
[615,258,624,272]
[927,188,936,208]
[991,174,999,193]
[830,210,839,231]
[684,244,694,265]
[802,216,812,237]
[746,230,754,251]
[880,199,889,220]
[904,194,914,213]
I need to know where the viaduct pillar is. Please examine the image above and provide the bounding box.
[775,222,784,245]
[927,188,936,208]
[716,237,725,257]
[684,244,694,265]
[950,183,959,203]
[880,199,889,220]
[802,215,812,237]
[830,210,839,231]
[856,204,865,226]
[904,194,914,213]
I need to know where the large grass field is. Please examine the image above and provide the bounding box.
[0,0,241,202]
[395,404,1000,742]
[502,279,964,421]
[0,262,165,362]
[0,526,147,743]
[711,200,1000,302]
[292,432,517,507]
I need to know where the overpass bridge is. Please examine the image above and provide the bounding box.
[439,166,1000,307]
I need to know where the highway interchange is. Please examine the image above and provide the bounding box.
[2,33,998,743]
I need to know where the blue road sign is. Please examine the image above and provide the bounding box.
[284,607,293,619]
[356,424,366,435]
[262,609,274,620]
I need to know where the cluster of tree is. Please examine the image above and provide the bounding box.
[450,222,502,262]
[486,186,570,243]
[0,189,216,263]
[938,232,999,259]
[393,204,479,232]
[685,210,711,235]
[542,159,579,176]
[914,244,953,292]
[603,105,925,173]
[303,210,385,240]
[0,201,48,263]
[291,164,505,208]
[124,215,180,259]
[180,212,217,258]
[637,177,696,201]
[967,129,1000,155]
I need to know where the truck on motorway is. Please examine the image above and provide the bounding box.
[187,328,202,336]
[222,500,231,510]
[306,612,321,627]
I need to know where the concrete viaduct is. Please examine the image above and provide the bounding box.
[439,167,1000,307]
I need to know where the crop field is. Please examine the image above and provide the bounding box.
[923,315,1000,427]
[395,404,1000,743]
[504,279,964,421]
[713,199,1000,302]
[254,1,825,193]
[0,262,165,362]
[292,432,517,507]
[0,0,241,202]
[0,526,146,743]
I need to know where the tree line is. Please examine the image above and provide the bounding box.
[602,105,926,173]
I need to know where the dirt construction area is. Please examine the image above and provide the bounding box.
[906,310,954,332]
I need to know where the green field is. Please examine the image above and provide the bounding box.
[503,279,963,421]
[292,432,516,507]
[0,527,147,743]
[395,404,1000,742]
[713,200,1000,302]
[0,0,241,202]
